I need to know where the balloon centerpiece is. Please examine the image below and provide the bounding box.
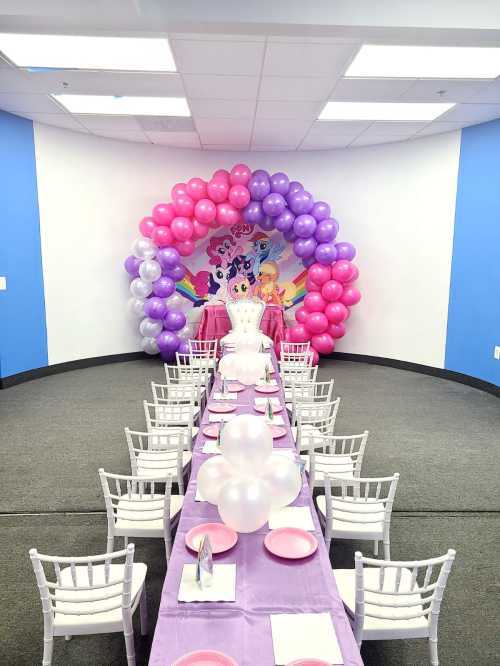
[124,164,361,362]
[197,414,302,533]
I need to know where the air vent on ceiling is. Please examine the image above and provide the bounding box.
[134,116,195,132]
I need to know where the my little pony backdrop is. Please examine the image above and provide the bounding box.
[124,164,361,363]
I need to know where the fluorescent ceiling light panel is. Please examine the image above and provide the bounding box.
[346,44,500,79]
[53,95,191,116]
[319,101,454,122]
[0,33,176,71]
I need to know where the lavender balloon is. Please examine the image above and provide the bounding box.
[293,214,317,239]
[157,330,180,353]
[262,193,286,217]
[163,264,186,281]
[270,172,290,196]
[315,242,338,266]
[259,216,275,232]
[335,241,357,261]
[274,209,295,233]
[178,340,190,355]
[294,237,317,258]
[252,169,270,180]
[124,255,142,278]
[157,246,180,270]
[144,296,168,320]
[288,189,314,215]
[243,201,265,225]
[315,218,339,243]
[152,275,175,298]
[248,174,271,201]
[311,201,331,222]
[164,309,187,332]
[288,181,303,196]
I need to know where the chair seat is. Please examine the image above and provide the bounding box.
[137,450,192,477]
[53,562,147,634]
[114,493,184,536]
[301,453,355,482]
[334,567,430,639]
[292,424,326,451]
[316,496,385,537]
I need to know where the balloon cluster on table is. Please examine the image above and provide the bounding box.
[197,414,302,533]
[124,164,361,362]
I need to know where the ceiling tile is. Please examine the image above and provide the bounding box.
[172,40,264,76]
[183,74,259,100]
[251,145,298,151]
[400,79,491,103]
[92,130,149,143]
[350,135,407,147]
[308,120,372,136]
[0,68,48,93]
[256,99,323,120]
[202,144,250,151]
[252,117,311,145]
[74,114,142,130]
[415,121,466,136]
[135,116,195,131]
[189,98,255,119]
[195,117,252,145]
[438,103,500,122]
[263,43,356,78]
[170,33,265,42]
[147,131,201,148]
[0,92,63,113]
[259,76,334,101]
[330,78,414,101]
[300,136,355,150]
[359,121,428,136]
[463,80,500,103]
[22,112,87,131]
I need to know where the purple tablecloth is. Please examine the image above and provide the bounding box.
[149,353,363,666]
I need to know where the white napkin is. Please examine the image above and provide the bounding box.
[208,413,236,423]
[270,612,343,664]
[178,564,236,602]
[256,379,278,386]
[213,392,237,400]
[195,487,205,501]
[258,414,285,426]
[272,449,297,460]
[202,440,222,455]
[268,506,314,531]
[254,397,280,406]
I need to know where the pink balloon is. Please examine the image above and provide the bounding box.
[139,216,155,238]
[295,306,308,324]
[171,216,194,242]
[175,239,195,257]
[311,332,335,354]
[331,260,355,283]
[305,312,329,335]
[186,177,207,202]
[173,193,194,217]
[230,163,252,186]
[289,324,311,343]
[152,203,175,226]
[345,265,360,283]
[340,286,361,306]
[329,322,346,339]
[228,184,250,209]
[306,277,321,292]
[311,348,319,365]
[325,301,349,324]
[303,291,327,313]
[207,178,229,204]
[216,202,240,227]
[321,279,343,303]
[194,198,217,225]
[171,182,188,200]
[212,169,230,183]
[307,262,331,286]
[152,225,173,248]
[192,219,210,240]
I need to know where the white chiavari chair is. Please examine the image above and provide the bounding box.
[317,473,400,558]
[308,431,369,485]
[280,341,313,365]
[287,378,335,425]
[188,338,218,369]
[292,397,340,453]
[175,352,213,394]
[151,380,201,421]
[164,362,209,406]
[125,427,188,483]
[334,549,456,665]
[143,398,197,452]
[99,470,183,561]
[29,543,147,666]
[281,364,318,401]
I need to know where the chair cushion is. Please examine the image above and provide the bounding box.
[316,496,385,536]
[114,493,184,534]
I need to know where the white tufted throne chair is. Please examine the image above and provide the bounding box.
[221,299,273,349]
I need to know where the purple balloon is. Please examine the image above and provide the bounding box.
[178,340,190,355]
[243,200,265,224]
[314,242,338,266]
[283,228,297,243]
[288,181,303,196]
[303,256,316,268]
[157,246,180,270]
[124,255,142,277]
[288,189,314,215]
[259,216,275,231]
[270,172,290,196]
[294,237,318,259]
[311,201,331,222]
[315,218,339,243]
[248,174,271,201]
[275,209,295,233]
[335,241,357,261]
[157,330,180,353]
[152,275,175,298]
[164,309,187,332]
[144,296,168,320]
[262,192,286,217]
[160,349,176,362]
[252,169,270,180]
[164,263,186,281]
[293,214,317,239]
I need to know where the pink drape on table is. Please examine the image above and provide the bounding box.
[196,303,286,347]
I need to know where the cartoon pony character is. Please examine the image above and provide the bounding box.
[252,261,297,307]
[206,234,243,268]
[227,275,252,300]
[227,254,256,285]
[248,232,286,278]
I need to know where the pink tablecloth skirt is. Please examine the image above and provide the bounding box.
[196,304,286,348]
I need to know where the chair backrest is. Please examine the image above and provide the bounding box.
[308,431,369,485]
[290,379,335,424]
[151,380,199,404]
[143,399,194,433]
[280,363,318,387]
[281,341,311,356]
[188,338,218,359]
[353,549,456,644]
[296,397,341,451]
[125,428,185,490]
[29,543,135,629]
[227,299,265,332]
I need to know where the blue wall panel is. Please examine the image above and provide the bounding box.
[445,119,500,386]
[0,110,48,377]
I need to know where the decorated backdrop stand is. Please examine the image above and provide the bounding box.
[124,164,361,363]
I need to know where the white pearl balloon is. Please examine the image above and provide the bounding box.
[132,236,156,259]
[130,277,153,299]
[141,336,159,355]
[139,317,163,338]
[128,297,146,318]
[218,477,271,533]
[165,292,183,310]
[197,457,235,505]
[220,414,272,475]
[139,259,161,283]
[260,453,302,509]
[177,324,192,341]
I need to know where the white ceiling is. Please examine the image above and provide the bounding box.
[1,1,500,150]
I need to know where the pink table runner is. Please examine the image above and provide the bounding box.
[148,351,363,666]
[196,304,286,348]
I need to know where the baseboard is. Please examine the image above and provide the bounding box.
[327,352,500,398]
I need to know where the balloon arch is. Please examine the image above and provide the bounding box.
[124,164,361,364]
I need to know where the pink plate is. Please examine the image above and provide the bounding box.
[185,523,238,554]
[227,382,246,392]
[286,661,331,666]
[203,424,220,438]
[254,384,280,394]
[172,650,238,666]
[254,403,283,414]
[269,425,287,439]
[208,403,236,413]
[264,528,318,559]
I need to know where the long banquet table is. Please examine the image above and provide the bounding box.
[149,351,363,666]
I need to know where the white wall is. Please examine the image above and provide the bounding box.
[34,124,460,368]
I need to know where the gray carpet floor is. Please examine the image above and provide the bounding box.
[1,359,499,665]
